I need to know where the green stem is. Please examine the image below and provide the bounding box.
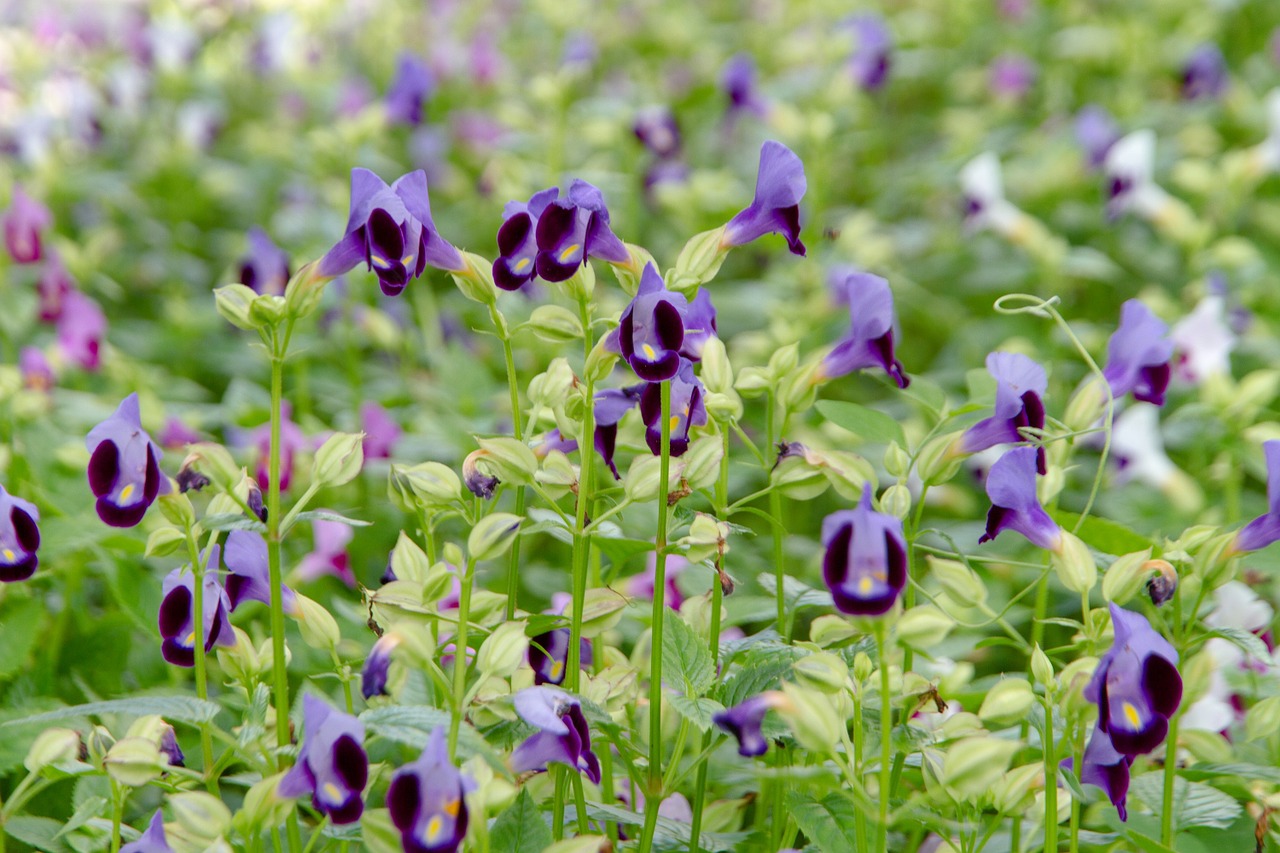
[849,717,870,852]
[764,394,785,634]
[1069,718,1083,853]
[639,380,674,852]
[110,781,122,853]
[183,525,218,795]
[568,307,596,691]
[267,351,291,753]
[490,302,526,621]
[1044,699,1058,852]
[877,624,892,853]
[1161,589,1184,847]
[902,485,929,674]
[448,557,476,759]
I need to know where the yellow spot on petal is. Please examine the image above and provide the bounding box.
[514,257,532,272]
[444,797,461,817]
[669,415,680,432]
[2,549,13,562]
[549,660,564,680]
[559,243,581,263]
[858,577,874,595]
[371,254,388,268]
[184,631,197,646]
[642,343,657,360]
[1122,702,1141,729]
[322,782,342,803]
[426,815,444,842]
[402,254,414,264]
[120,484,135,502]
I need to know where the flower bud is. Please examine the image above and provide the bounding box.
[681,436,723,491]
[879,484,912,520]
[1037,464,1065,506]
[916,433,964,486]
[771,453,831,500]
[991,763,1043,815]
[769,343,799,378]
[214,284,261,331]
[584,337,619,385]
[450,251,498,305]
[233,772,294,837]
[169,791,233,843]
[185,443,242,493]
[1193,532,1238,590]
[794,651,850,694]
[896,605,953,649]
[700,337,733,394]
[624,455,664,503]
[941,736,1020,803]
[559,260,596,302]
[312,431,365,488]
[852,651,874,684]
[734,365,772,397]
[536,451,578,493]
[1100,548,1154,605]
[86,726,114,767]
[24,728,81,774]
[477,621,528,679]
[527,305,583,344]
[978,679,1035,725]
[1031,645,1054,689]
[883,442,910,479]
[777,683,843,754]
[1050,531,1096,594]
[283,263,330,321]
[468,513,523,562]
[681,513,729,563]
[811,615,859,649]
[146,527,187,558]
[389,461,462,511]
[475,437,539,486]
[158,492,196,528]
[528,358,576,409]
[389,531,431,584]
[613,243,657,297]
[1145,559,1178,607]
[928,557,987,608]
[1063,380,1107,433]
[674,227,730,286]
[704,390,744,422]
[293,593,342,650]
[104,737,164,787]
[248,294,287,328]
[217,626,262,684]
[1057,656,1099,714]
[581,588,628,637]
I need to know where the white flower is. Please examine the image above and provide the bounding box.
[1104,130,1173,221]
[1110,403,1176,489]
[959,153,1027,238]
[1171,295,1234,384]
[1205,581,1274,635]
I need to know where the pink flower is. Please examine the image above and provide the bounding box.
[56,291,106,370]
[360,402,401,460]
[296,518,355,586]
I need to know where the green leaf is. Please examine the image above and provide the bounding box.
[755,572,833,611]
[786,790,859,853]
[592,536,655,565]
[1183,762,1280,785]
[1129,772,1242,830]
[490,789,553,853]
[0,597,46,682]
[6,817,71,853]
[291,510,373,527]
[1204,628,1270,665]
[202,513,268,533]
[360,706,506,773]
[662,609,714,695]
[815,401,905,447]
[56,797,108,839]
[584,802,748,852]
[2,696,222,727]
[1048,510,1151,557]
[668,695,725,732]
[718,645,802,709]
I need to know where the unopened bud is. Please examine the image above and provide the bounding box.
[793,651,850,694]
[584,337,619,385]
[1101,549,1154,605]
[674,228,731,287]
[991,763,1043,815]
[700,337,733,394]
[681,437,723,491]
[528,358,575,409]
[476,621,528,679]
[104,737,164,787]
[769,343,799,378]
[389,461,462,510]
[811,615,859,649]
[527,305,583,343]
[468,513,523,562]
[928,557,987,608]
[283,263,329,321]
[158,491,196,528]
[1031,645,1054,688]
[312,432,365,488]
[449,251,498,305]
[293,593,342,650]
[24,728,81,774]
[978,679,1035,725]
[184,443,241,493]
[169,790,233,844]
[233,772,293,837]
[214,284,261,331]
[777,682,843,754]
[1063,380,1107,433]
[474,437,538,486]
[942,736,1021,803]
[1051,531,1096,595]
[897,605,954,649]
[1145,559,1178,607]
[879,484,912,519]
[883,442,910,479]
[916,432,964,485]
[248,294,287,328]
[146,527,187,558]
[624,455,664,503]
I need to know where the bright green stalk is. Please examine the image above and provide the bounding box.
[266,349,291,752]
[568,294,596,692]
[1044,699,1058,852]
[183,525,218,795]
[765,393,785,634]
[1161,587,1184,847]
[877,624,892,853]
[448,556,477,760]
[490,302,526,621]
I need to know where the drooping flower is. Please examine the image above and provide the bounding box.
[989,53,1036,99]
[528,599,593,688]
[158,561,235,667]
[633,106,681,158]
[721,54,767,118]
[721,141,806,256]
[57,290,107,372]
[1104,130,1174,221]
[222,529,299,613]
[1181,44,1228,101]
[847,14,892,91]
[1075,105,1120,169]
[120,811,174,853]
[360,401,401,460]
[1170,294,1233,384]
[1108,404,1179,491]
[533,180,629,282]
[820,490,908,615]
[0,485,39,582]
[979,446,1062,550]
[3,185,52,264]
[492,187,558,291]
[362,632,400,699]
[679,289,718,361]
[296,518,355,586]
[638,359,707,457]
[1075,723,1133,821]
[387,726,469,853]
[958,352,1046,472]
[238,227,290,296]
[386,52,434,127]
[818,269,909,388]
[1085,604,1182,757]
[605,263,688,382]
[1232,440,1280,554]
[510,686,601,784]
[713,693,783,757]
[593,386,642,478]
[318,168,464,296]
[279,694,369,824]
[87,393,166,527]
[1101,300,1173,406]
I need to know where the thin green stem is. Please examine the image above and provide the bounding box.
[183,525,218,795]
[902,483,929,674]
[490,302,526,621]
[568,300,596,692]
[1161,588,1184,847]
[110,781,122,853]
[877,624,892,853]
[1044,699,1058,852]
[448,557,477,759]
[266,351,291,754]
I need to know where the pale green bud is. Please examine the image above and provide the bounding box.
[883,442,910,479]
[674,227,730,286]
[624,455,664,503]
[283,262,329,321]
[450,251,498,304]
[1051,532,1096,594]
[184,443,242,493]
[158,491,196,528]
[477,621,528,679]
[1101,549,1154,604]
[777,683,843,754]
[145,527,187,558]
[928,557,987,608]
[1245,696,1280,742]
[681,437,723,491]
[560,261,596,302]
[682,513,729,563]
[852,651,874,684]
[1058,657,1099,714]
[580,588,628,637]
[769,343,800,377]
[214,284,261,331]
[771,455,830,500]
[233,772,293,836]
[389,462,462,511]
[390,532,432,584]
[1063,380,1107,433]
[821,451,879,501]
[217,626,262,683]
[897,605,953,649]
[811,615,859,649]
[584,336,619,385]
[1194,532,1239,590]
[991,763,1043,815]
[86,726,114,768]
[1037,464,1065,506]
[977,679,1035,725]
[536,451,578,492]
[312,432,365,488]
[700,337,733,394]
[1226,369,1280,423]
[778,360,822,412]
[24,728,81,774]
[528,358,576,409]
[1031,645,1054,689]
[293,593,341,651]
[248,294,287,328]
[104,737,164,787]
[941,736,1020,802]
[475,437,539,486]
[734,365,772,397]
[704,390,743,422]
[794,651,851,694]
[613,244,658,297]
[360,306,403,351]
[916,432,964,486]
[468,513,523,562]
[879,484,912,520]
[169,791,233,843]
[527,305,583,344]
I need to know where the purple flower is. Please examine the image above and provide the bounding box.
[492,187,558,291]
[533,429,579,459]
[633,106,681,158]
[222,529,299,613]
[818,269,909,388]
[20,347,53,392]
[722,54,767,118]
[848,14,892,91]
[1181,44,1228,101]
[1102,300,1173,407]
[319,168,464,296]
[159,417,201,450]
[979,446,1062,550]
[121,812,173,853]
[3,186,52,264]
[360,402,401,460]
[158,560,235,667]
[386,52,434,127]
[0,485,39,582]
[279,694,368,824]
[1232,440,1280,554]
[37,258,73,323]
[722,141,806,256]
[248,402,307,492]
[362,632,399,699]
[713,694,781,757]
[1085,604,1182,757]
[1075,105,1120,170]
[593,386,642,478]
[387,726,469,853]
[57,290,106,371]
[1073,723,1133,821]
[639,360,707,457]
[510,686,601,784]
[679,289,718,361]
[87,393,166,527]
[959,352,1047,472]
[238,227,290,296]
[989,53,1036,99]
[529,627,592,687]
[533,180,629,282]
[821,491,908,615]
[625,553,688,610]
[606,264,688,382]
[296,518,355,586]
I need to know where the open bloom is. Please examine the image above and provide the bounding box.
[0,485,39,582]
[959,153,1028,240]
[1108,404,1182,493]
[361,630,404,699]
[1085,604,1182,757]
[1075,105,1120,169]
[87,393,166,527]
[222,529,299,613]
[238,227,290,295]
[638,359,707,457]
[958,352,1046,472]
[57,290,107,371]
[248,402,307,492]
[818,269,909,388]
[1170,294,1233,384]
[633,106,681,158]
[528,600,593,688]
[1102,300,1173,406]
[821,491,908,615]
[492,187,557,291]
[1181,44,1228,100]
[158,561,235,667]
[979,446,1062,550]
[37,258,74,322]
[121,811,173,853]
[1232,440,1280,554]
[989,53,1036,99]
[625,552,689,611]
[510,686,601,784]
[386,52,434,127]
[533,180,629,282]
[1104,130,1174,222]
[722,141,806,255]
[360,401,402,460]
[848,14,891,91]
[713,693,783,757]
[3,185,52,264]
[593,385,642,478]
[679,289,718,362]
[296,518,356,585]
[722,54,767,118]
[388,726,469,853]
[606,264,688,382]
[1075,723,1133,821]
[279,694,368,824]
[319,168,463,296]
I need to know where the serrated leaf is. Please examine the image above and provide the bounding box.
[55,797,108,839]
[756,572,833,610]
[718,645,802,708]
[815,400,906,447]
[2,696,222,727]
[201,513,268,533]
[786,790,859,853]
[1049,509,1151,557]
[1129,773,1242,830]
[662,609,714,695]
[669,695,724,732]
[1182,762,1280,785]
[1205,627,1271,665]
[490,789,553,853]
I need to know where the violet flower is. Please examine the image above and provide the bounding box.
[386,52,434,127]
[1232,440,1280,554]
[0,485,39,582]
[158,561,235,667]
[1074,723,1133,821]
[362,632,399,699]
[679,289,718,361]
[158,417,201,450]
[722,54,767,118]
[492,187,557,291]
[625,553,688,610]
[57,290,107,371]
[238,227,290,296]
[1085,604,1182,757]
[534,429,579,459]
[605,263,688,382]
[633,106,681,158]
[37,258,73,322]
[121,812,173,853]
[958,352,1047,472]
[1181,44,1228,101]
[978,446,1062,550]
[249,402,307,492]
[1075,105,1120,170]
[87,393,166,527]
[3,185,52,264]
[360,401,401,460]
[1102,300,1173,407]
[387,726,469,853]
[721,140,807,256]
[639,359,707,457]
[821,490,908,615]
[222,529,299,613]
[818,269,909,388]
[510,686,601,784]
[529,614,593,687]
[989,53,1036,99]
[593,386,642,479]
[848,14,892,91]
[319,168,464,296]
[533,180,630,282]
[19,347,53,392]
[296,518,356,586]
[713,693,781,757]
[279,694,369,824]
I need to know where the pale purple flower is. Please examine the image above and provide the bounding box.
[848,14,891,91]
[990,53,1036,99]
[238,227,290,296]
[1085,604,1181,757]
[959,352,1046,472]
[819,269,909,387]
[121,812,173,853]
[593,386,642,479]
[533,180,629,282]
[249,402,307,492]
[1075,105,1120,169]
[633,106,681,158]
[296,518,355,586]
[1181,44,1228,101]
[638,359,707,457]
[37,257,73,322]
[722,54,767,118]
[1102,300,1173,406]
[821,491,908,615]
[722,141,807,256]
[158,558,236,668]
[1074,723,1132,821]
[510,686,601,784]
[387,727,469,853]
[979,446,1062,550]
[19,347,53,391]
[713,694,782,757]
[3,186,51,264]
[56,290,106,371]
[386,52,434,127]
[360,401,401,460]
[625,553,689,610]
[1233,441,1280,554]
[1171,295,1233,384]
[605,263,689,382]
[279,694,368,824]
[222,529,299,613]
[159,417,201,450]
[493,187,558,291]
[87,394,166,527]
